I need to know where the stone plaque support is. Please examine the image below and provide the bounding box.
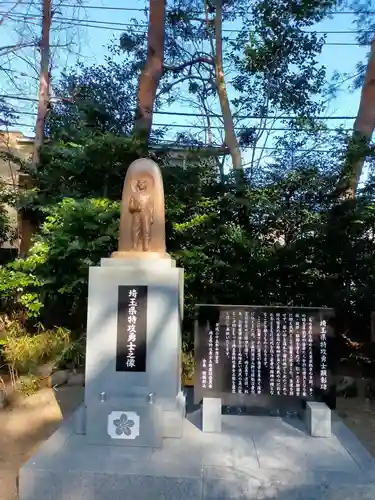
[202,397,222,433]
[305,401,331,438]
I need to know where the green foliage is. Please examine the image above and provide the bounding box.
[0,204,12,247]
[1,0,374,372]
[46,60,136,140]
[0,267,42,318]
[57,336,86,370]
[0,198,119,329]
[0,182,17,248]
[16,374,41,397]
[181,342,195,380]
[20,133,145,209]
[1,320,71,375]
[4,137,375,345]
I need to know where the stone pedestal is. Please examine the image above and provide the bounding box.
[19,256,186,498]
[84,257,185,444]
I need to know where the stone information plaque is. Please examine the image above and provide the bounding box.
[116,285,148,372]
[194,305,334,404]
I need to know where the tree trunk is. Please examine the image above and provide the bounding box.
[19,0,52,257]
[213,0,242,172]
[133,0,166,141]
[33,0,52,166]
[338,34,375,200]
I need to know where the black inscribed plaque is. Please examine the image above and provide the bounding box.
[194,304,335,405]
[116,285,147,372]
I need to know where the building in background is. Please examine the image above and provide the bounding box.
[0,131,33,261]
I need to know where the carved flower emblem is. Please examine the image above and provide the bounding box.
[113,413,135,436]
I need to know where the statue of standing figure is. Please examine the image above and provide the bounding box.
[129,178,154,252]
[111,158,169,259]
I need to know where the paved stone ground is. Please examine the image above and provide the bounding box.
[19,406,375,499]
[3,387,375,499]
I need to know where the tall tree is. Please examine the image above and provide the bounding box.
[120,0,338,173]
[134,0,166,141]
[211,0,242,171]
[33,0,52,166]
[0,0,84,255]
[19,0,52,256]
[338,35,375,199]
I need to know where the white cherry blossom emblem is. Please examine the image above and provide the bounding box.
[107,411,140,440]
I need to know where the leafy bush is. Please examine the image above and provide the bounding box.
[1,319,72,376]
[0,198,119,329]
[16,374,41,397]
[3,159,375,347]
[181,342,195,380]
[57,336,86,370]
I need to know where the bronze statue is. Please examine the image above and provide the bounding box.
[111,158,169,259]
[129,178,154,251]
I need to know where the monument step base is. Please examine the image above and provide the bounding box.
[19,412,375,500]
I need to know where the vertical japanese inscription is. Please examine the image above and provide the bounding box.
[208,327,214,389]
[214,321,220,365]
[225,311,230,357]
[301,313,307,397]
[320,318,328,390]
[194,305,334,404]
[237,312,243,394]
[282,313,288,395]
[288,313,294,396]
[275,313,282,395]
[231,310,237,393]
[269,312,275,395]
[307,316,314,396]
[116,285,147,372]
[263,312,268,367]
[256,314,262,394]
[243,311,250,394]
[250,311,256,394]
[294,314,301,397]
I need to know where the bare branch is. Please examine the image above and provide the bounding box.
[0,41,38,57]
[164,56,214,74]
[0,0,24,27]
[157,74,211,98]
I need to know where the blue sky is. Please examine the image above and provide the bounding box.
[0,0,370,173]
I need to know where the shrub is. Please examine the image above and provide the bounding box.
[0,317,72,386]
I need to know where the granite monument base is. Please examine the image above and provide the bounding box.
[19,407,375,500]
[84,257,185,442]
[75,391,186,446]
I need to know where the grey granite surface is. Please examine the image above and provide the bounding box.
[19,409,375,499]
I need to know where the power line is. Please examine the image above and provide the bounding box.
[2,121,34,128]
[152,123,354,132]
[1,2,374,16]
[2,9,374,35]
[0,125,339,154]
[155,111,357,120]
[0,2,148,12]
[0,95,359,120]
[3,116,357,139]
[0,95,38,102]
[4,111,356,132]
[0,9,373,44]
